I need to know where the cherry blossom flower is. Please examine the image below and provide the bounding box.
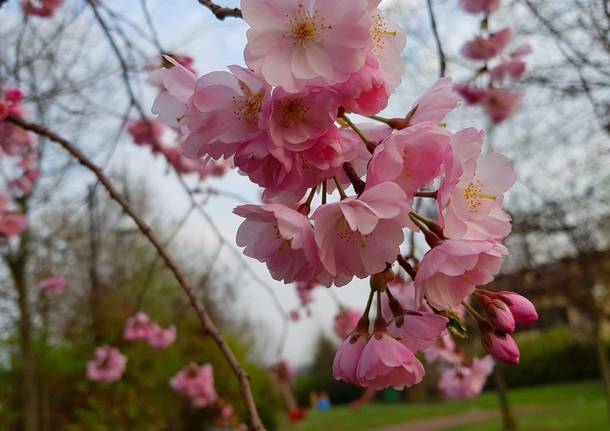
[124,312,158,342]
[170,363,218,408]
[408,78,461,125]
[357,332,425,390]
[334,55,390,116]
[184,66,271,160]
[39,276,65,294]
[415,239,509,309]
[481,89,522,124]
[0,212,27,239]
[332,333,368,385]
[20,0,64,18]
[150,56,197,128]
[334,308,362,339]
[490,44,532,84]
[148,325,177,351]
[87,347,127,383]
[460,28,513,61]
[268,87,339,150]
[234,204,321,283]
[439,355,494,399]
[312,182,412,286]
[127,119,164,152]
[242,0,372,92]
[424,332,462,365]
[439,128,516,241]
[367,122,451,198]
[459,0,501,15]
[453,84,487,105]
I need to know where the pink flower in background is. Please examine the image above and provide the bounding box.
[332,333,368,385]
[424,332,462,365]
[312,182,412,286]
[439,128,516,241]
[268,87,339,150]
[242,0,372,92]
[20,0,64,17]
[490,44,532,84]
[460,28,513,61]
[127,120,164,151]
[0,102,8,121]
[415,240,508,309]
[453,84,487,105]
[296,280,317,306]
[148,325,177,351]
[334,308,362,339]
[184,66,270,160]
[0,212,26,238]
[439,355,494,398]
[357,332,425,390]
[408,78,461,125]
[87,347,127,383]
[170,363,218,408]
[481,89,522,124]
[234,204,321,284]
[39,276,65,294]
[459,0,501,14]
[482,330,520,364]
[366,122,451,198]
[124,312,158,342]
[150,56,197,128]
[0,123,34,156]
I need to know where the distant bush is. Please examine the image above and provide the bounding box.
[503,326,606,387]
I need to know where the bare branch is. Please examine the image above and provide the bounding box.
[426,0,446,77]
[7,116,266,431]
[196,0,243,20]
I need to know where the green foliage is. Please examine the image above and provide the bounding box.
[503,326,607,387]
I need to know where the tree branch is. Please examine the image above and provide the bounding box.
[7,116,266,431]
[426,0,446,78]
[196,0,242,20]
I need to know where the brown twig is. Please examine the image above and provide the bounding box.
[8,116,266,431]
[196,0,243,20]
[426,0,447,78]
[342,162,366,196]
[397,255,417,280]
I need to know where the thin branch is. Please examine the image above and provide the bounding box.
[426,0,446,77]
[8,116,266,431]
[196,0,243,20]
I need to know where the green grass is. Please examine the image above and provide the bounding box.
[284,381,606,431]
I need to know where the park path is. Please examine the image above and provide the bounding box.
[374,410,498,431]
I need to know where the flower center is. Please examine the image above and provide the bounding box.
[287,4,328,47]
[279,98,308,127]
[335,215,367,249]
[233,82,264,124]
[463,179,496,210]
[371,14,397,53]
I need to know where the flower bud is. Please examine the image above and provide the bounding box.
[478,296,515,334]
[497,291,538,325]
[482,331,520,364]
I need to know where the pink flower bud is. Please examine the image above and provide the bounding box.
[482,331,520,364]
[480,297,515,334]
[497,291,538,325]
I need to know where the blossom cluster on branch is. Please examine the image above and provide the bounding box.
[454,0,531,123]
[148,0,539,392]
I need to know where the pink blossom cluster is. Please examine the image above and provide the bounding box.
[149,0,536,390]
[455,0,531,123]
[123,312,176,351]
[170,363,218,408]
[20,0,64,18]
[126,119,228,181]
[87,346,127,383]
[39,275,66,295]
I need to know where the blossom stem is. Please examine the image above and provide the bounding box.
[297,187,317,215]
[414,191,438,199]
[410,211,444,239]
[333,176,348,200]
[374,289,387,332]
[366,114,392,125]
[396,255,417,279]
[340,113,376,154]
[356,288,376,333]
[322,180,327,204]
[462,301,486,323]
[342,162,365,195]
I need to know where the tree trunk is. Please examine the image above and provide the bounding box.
[494,365,517,431]
[595,322,610,423]
[10,254,39,431]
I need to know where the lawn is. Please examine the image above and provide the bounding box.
[283,381,606,431]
